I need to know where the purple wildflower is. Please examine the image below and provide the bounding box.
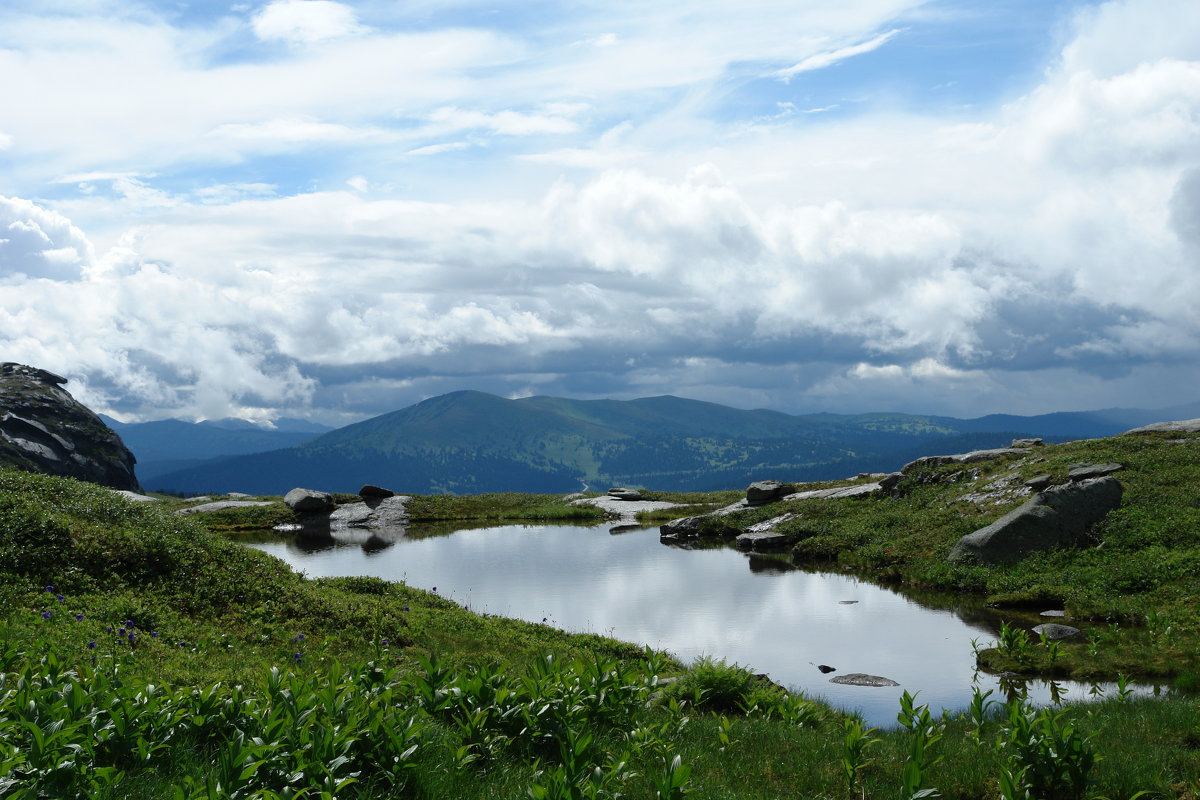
[41,610,52,619]
[55,594,64,603]
[74,613,85,622]
[45,585,55,593]
[87,641,97,649]
[150,631,159,638]
[381,639,389,646]
[293,652,303,663]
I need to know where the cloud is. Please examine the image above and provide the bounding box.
[775,29,903,80]
[251,0,365,44]
[1,0,1199,423]
[0,197,94,282]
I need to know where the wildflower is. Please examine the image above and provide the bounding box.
[293,652,303,663]
[124,619,135,629]
[41,610,52,619]
[74,613,85,622]
[106,626,114,634]
[402,606,410,612]
[150,631,159,638]
[87,641,97,649]
[45,585,55,593]
[432,586,437,592]
[55,594,64,603]
[293,632,305,642]
[117,628,126,636]
[381,639,389,646]
[178,642,188,648]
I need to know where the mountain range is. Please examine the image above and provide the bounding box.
[127,391,1200,496]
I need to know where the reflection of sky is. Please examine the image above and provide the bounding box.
[249,523,1163,727]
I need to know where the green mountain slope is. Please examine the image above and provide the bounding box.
[146,391,1060,494]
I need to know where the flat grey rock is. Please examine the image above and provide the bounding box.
[114,490,157,502]
[1040,610,1067,617]
[1067,462,1124,481]
[1123,418,1200,435]
[1024,474,1053,490]
[735,529,796,551]
[176,500,273,515]
[576,495,679,525]
[829,673,900,687]
[783,483,881,502]
[1032,623,1081,640]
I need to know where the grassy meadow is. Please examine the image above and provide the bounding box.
[2,428,1200,798]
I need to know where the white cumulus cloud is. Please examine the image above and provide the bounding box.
[252,0,365,44]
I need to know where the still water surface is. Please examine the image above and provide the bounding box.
[247,522,1154,727]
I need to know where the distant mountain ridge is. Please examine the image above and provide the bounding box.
[102,416,331,484]
[141,391,1200,496]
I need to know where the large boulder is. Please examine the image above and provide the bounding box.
[284,487,335,513]
[746,480,795,506]
[0,362,140,491]
[948,477,1123,565]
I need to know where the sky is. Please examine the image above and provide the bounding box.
[1,0,1198,425]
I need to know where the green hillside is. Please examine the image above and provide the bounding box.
[148,392,1048,495]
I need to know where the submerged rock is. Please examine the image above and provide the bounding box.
[829,673,900,687]
[1032,623,1081,640]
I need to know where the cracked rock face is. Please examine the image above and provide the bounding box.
[0,363,140,491]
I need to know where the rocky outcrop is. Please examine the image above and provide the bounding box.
[902,447,1029,474]
[0,362,140,491]
[1123,418,1200,435]
[327,495,410,531]
[358,484,395,499]
[607,487,643,501]
[948,476,1123,565]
